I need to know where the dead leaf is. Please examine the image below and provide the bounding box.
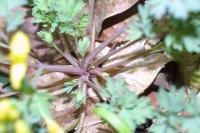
[93,0,139,36]
[82,97,115,133]
[101,40,173,94]
[37,72,70,88]
[115,52,172,94]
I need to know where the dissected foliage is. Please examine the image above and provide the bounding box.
[32,0,88,42]
[128,0,200,54]
[95,80,200,133]
[0,0,27,32]
[1,0,200,133]
[77,37,90,57]
[95,78,155,131]
[93,107,132,133]
[151,87,200,133]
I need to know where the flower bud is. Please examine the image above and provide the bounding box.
[45,118,64,133]
[9,31,30,64]
[10,63,27,90]
[7,106,20,121]
[0,99,11,121]
[14,119,32,133]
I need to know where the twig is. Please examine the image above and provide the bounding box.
[0,92,18,99]
[83,120,103,128]
[75,111,86,133]
[89,0,96,52]
[75,79,87,133]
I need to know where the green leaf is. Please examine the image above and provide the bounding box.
[150,124,177,133]
[0,0,27,32]
[128,2,200,54]
[150,87,200,133]
[32,0,88,37]
[127,5,155,41]
[37,30,53,44]
[30,92,53,119]
[64,85,76,94]
[181,117,200,133]
[0,0,27,16]
[78,37,89,56]
[98,78,155,130]
[76,14,89,32]
[147,0,200,20]
[63,79,78,93]
[93,107,132,133]
[55,0,84,19]
[6,11,26,32]
[127,20,143,41]
[72,90,84,108]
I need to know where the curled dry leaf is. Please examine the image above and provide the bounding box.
[99,40,173,94]
[99,16,133,42]
[93,0,139,37]
[115,53,172,94]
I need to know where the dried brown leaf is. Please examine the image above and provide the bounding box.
[93,0,139,36]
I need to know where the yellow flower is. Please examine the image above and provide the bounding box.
[0,99,20,121]
[10,63,27,90]
[9,31,30,64]
[14,120,32,133]
[0,99,11,122]
[9,31,31,90]
[45,118,64,133]
[7,106,20,121]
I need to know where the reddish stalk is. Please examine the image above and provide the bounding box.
[100,49,162,72]
[91,40,137,67]
[84,25,127,67]
[29,64,85,75]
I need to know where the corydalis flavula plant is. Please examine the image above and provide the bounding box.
[94,83,200,133]
[128,0,200,54]
[32,0,88,42]
[127,0,200,91]
[94,78,155,132]
[151,87,200,133]
[31,0,161,104]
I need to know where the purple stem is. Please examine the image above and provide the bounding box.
[91,40,137,67]
[29,64,85,75]
[100,48,159,72]
[83,79,100,93]
[84,25,127,67]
